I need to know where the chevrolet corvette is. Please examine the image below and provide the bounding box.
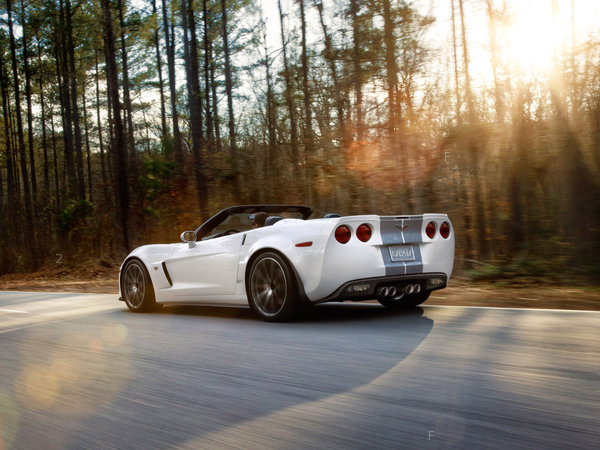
[119,205,454,321]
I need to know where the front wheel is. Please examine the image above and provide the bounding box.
[247,252,300,322]
[378,291,430,309]
[121,259,157,312]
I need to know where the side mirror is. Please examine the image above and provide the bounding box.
[180,230,197,248]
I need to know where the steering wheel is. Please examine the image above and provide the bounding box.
[223,229,240,236]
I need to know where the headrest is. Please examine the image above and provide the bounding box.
[264,216,284,226]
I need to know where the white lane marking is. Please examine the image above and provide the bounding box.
[424,305,600,313]
[0,302,122,335]
[0,290,115,296]
[0,308,28,314]
[0,294,122,335]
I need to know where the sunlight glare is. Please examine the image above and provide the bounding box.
[499,1,567,79]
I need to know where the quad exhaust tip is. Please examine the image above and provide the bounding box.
[377,283,421,298]
[405,283,421,295]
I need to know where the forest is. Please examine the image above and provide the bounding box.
[0,0,599,283]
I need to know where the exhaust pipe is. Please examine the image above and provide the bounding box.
[377,286,400,298]
[404,283,422,295]
[377,283,423,299]
[377,287,389,297]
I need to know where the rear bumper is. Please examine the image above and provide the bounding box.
[315,272,447,304]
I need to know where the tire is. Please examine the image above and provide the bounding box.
[121,259,157,312]
[378,291,430,309]
[247,252,300,322]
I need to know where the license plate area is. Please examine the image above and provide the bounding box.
[388,245,415,262]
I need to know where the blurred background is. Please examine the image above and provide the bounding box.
[0,0,598,284]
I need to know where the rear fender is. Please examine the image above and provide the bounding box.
[237,220,333,297]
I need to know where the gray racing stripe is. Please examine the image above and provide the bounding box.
[380,216,424,276]
[405,244,424,274]
[380,245,406,275]
[380,216,424,245]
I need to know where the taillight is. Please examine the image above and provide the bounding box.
[335,225,351,244]
[356,224,372,242]
[425,221,436,239]
[440,222,450,239]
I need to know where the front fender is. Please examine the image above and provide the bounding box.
[119,244,176,299]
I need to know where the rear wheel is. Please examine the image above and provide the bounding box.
[378,291,430,309]
[247,252,300,322]
[122,259,157,312]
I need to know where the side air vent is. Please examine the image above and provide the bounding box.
[162,261,173,287]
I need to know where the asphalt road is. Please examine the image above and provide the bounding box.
[1,291,599,449]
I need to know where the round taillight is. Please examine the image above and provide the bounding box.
[335,225,352,244]
[425,221,436,239]
[440,222,451,239]
[356,224,372,242]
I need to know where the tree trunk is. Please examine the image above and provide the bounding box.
[49,109,60,209]
[221,0,240,198]
[152,0,168,137]
[117,0,139,183]
[0,40,17,210]
[55,0,77,198]
[37,36,50,201]
[182,0,208,217]
[209,33,221,153]
[0,141,3,205]
[450,0,461,120]
[382,0,398,135]
[95,51,108,195]
[277,0,300,180]
[106,78,115,181]
[458,0,488,258]
[65,0,86,200]
[7,0,33,239]
[350,0,364,141]
[202,0,214,145]
[101,0,130,251]
[458,0,474,122]
[299,0,314,202]
[21,1,37,204]
[315,1,346,142]
[82,91,93,202]
[261,22,277,197]
[485,0,504,124]
[161,0,184,167]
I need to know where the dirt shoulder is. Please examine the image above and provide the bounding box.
[0,266,598,311]
[0,263,120,294]
[427,280,600,311]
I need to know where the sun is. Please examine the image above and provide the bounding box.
[490,0,600,81]
[497,0,570,79]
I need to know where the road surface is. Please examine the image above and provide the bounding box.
[1,291,599,449]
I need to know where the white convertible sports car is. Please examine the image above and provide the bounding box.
[119,205,454,321]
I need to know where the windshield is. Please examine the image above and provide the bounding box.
[210,213,254,236]
[208,211,306,238]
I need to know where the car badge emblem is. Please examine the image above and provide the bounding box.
[395,223,409,230]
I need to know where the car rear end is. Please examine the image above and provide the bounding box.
[305,214,454,304]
